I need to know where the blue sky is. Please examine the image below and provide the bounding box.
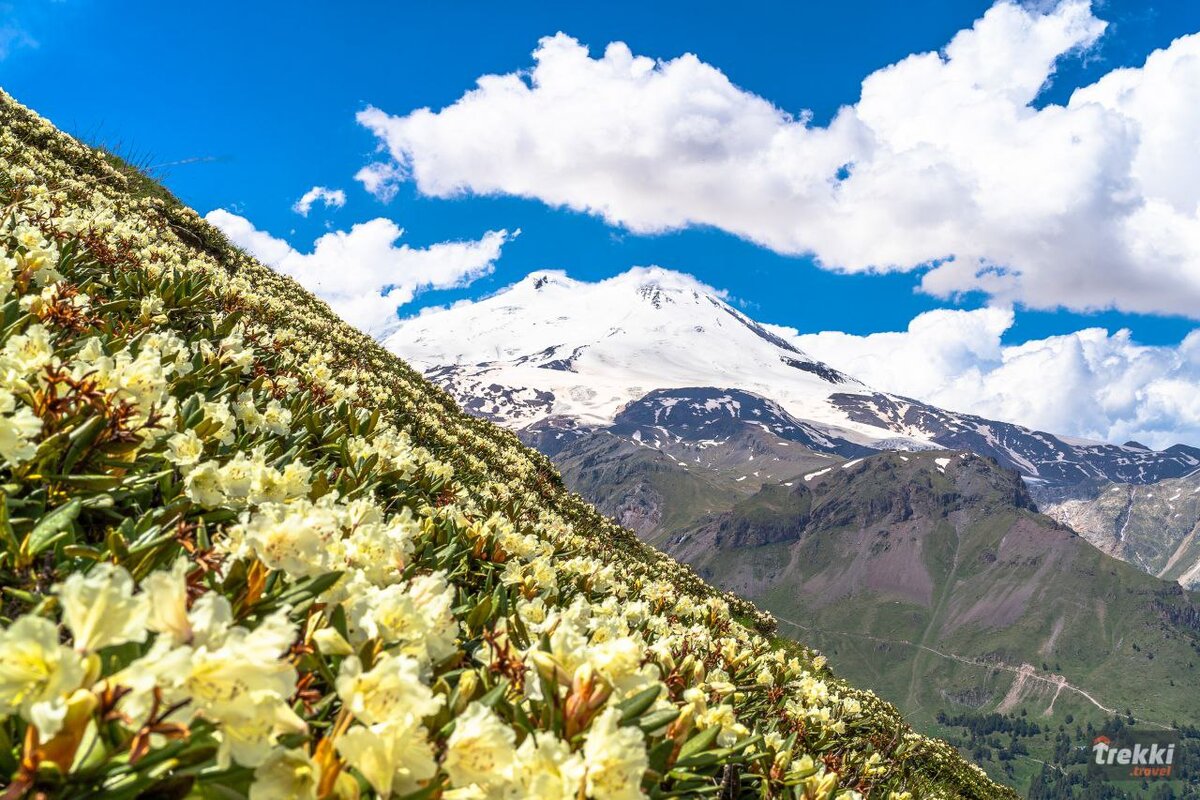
[5,1,1200,447]
[3,0,1198,343]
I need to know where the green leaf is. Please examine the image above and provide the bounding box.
[275,571,344,607]
[81,493,116,510]
[0,724,17,776]
[725,734,762,755]
[32,429,72,463]
[0,491,18,557]
[465,594,493,632]
[478,680,509,709]
[637,708,680,734]
[92,299,136,316]
[672,750,722,770]
[214,309,244,337]
[648,738,677,775]
[62,544,103,560]
[22,497,82,560]
[61,415,105,473]
[53,474,122,490]
[675,725,721,763]
[617,684,663,725]
[328,602,350,641]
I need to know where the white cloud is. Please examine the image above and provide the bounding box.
[292,186,346,216]
[356,2,1200,317]
[789,309,1200,450]
[206,209,511,336]
[355,162,405,203]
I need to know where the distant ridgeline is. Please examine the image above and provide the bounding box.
[0,91,1009,797]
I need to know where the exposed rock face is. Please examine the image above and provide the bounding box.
[1032,474,1200,588]
[613,481,664,539]
[830,392,1200,486]
[712,484,813,549]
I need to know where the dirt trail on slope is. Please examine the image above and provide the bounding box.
[774,614,1172,729]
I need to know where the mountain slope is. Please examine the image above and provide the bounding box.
[831,392,1200,486]
[1032,473,1200,588]
[522,412,1200,791]
[391,268,875,433]
[0,91,1009,798]
[524,388,856,543]
[387,268,1200,486]
[512,367,1200,596]
[667,451,1200,732]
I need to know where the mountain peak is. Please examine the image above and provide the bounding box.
[385,266,869,430]
[386,268,1200,487]
[618,265,723,295]
[515,270,577,292]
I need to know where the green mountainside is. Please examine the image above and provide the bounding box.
[659,450,1200,793]
[522,424,836,543]
[0,91,1009,798]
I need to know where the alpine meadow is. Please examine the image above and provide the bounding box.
[0,92,1008,798]
[5,1,1200,799]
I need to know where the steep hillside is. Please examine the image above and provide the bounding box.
[664,451,1200,738]
[0,91,1009,798]
[526,430,747,540]
[1033,473,1200,588]
[521,388,855,541]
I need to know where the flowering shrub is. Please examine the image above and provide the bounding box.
[0,90,1013,799]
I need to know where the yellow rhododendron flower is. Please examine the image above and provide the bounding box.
[345,572,459,665]
[335,653,442,725]
[0,615,86,739]
[184,460,225,507]
[514,731,586,800]
[142,557,193,646]
[0,388,41,465]
[582,706,648,800]
[250,746,321,800]
[234,499,340,577]
[56,563,149,653]
[443,701,517,794]
[122,605,302,768]
[165,429,205,466]
[336,717,438,798]
[311,626,354,656]
[2,322,53,375]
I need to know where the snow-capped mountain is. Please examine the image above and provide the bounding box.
[391,267,883,433]
[385,267,1200,486]
[606,387,869,456]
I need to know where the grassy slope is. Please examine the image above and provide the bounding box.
[671,451,1200,792]
[0,90,1013,799]
[547,427,836,547]
[545,432,747,543]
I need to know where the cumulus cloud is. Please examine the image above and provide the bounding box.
[292,186,347,216]
[355,162,405,203]
[787,309,1200,450]
[206,209,511,336]
[355,2,1200,317]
